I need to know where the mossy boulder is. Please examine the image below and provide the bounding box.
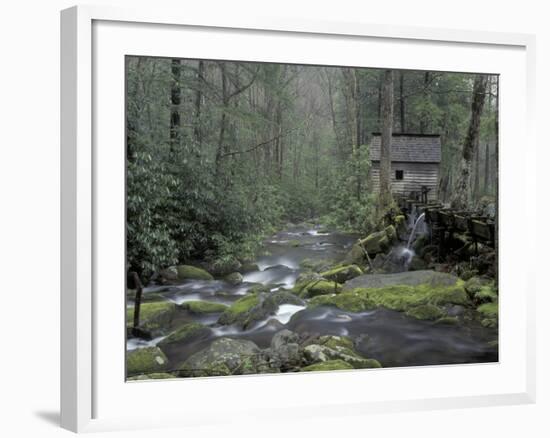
[239,263,259,274]
[126,302,179,335]
[177,338,262,377]
[320,265,363,283]
[304,280,342,298]
[464,276,493,296]
[218,290,302,328]
[127,347,168,376]
[477,302,498,328]
[299,258,331,272]
[344,270,460,290]
[264,290,304,308]
[311,274,469,318]
[294,279,342,298]
[180,301,228,314]
[310,290,376,313]
[303,335,382,369]
[406,304,444,320]
[302,360,354,372]
[344,243,367,265]
[175,265,214,281]
[394,215,408,240]
[217,293,261,326]
[158,322,210,350]
[355,225,397,256]
[269,329,302,370]
[224,272,243,285]
[474,286,498,304]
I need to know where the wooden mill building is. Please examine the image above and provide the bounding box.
[369,133,441,202]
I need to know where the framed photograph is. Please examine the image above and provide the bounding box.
[61,5,536,433]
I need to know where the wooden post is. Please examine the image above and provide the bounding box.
[131,272,143,331]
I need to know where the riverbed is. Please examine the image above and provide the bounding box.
[127,223,498,372]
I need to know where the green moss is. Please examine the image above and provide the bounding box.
[363,232,390,254]
[384,224,397,241]
[288,240,301,247]
[218,293,260,325]
[320,265,363,283]
[126,302,177,332]
[477,302,498,318]
[299,258,331,272]
[309,280,469,316]
[355,358,382,369]
[224,272,243,285]
[176,265,214,281]
[158,322,209,347]
[298,280,342,298]
[309,289,375,313]
[181,301,228,314]
[477,302,498,328]
[435,316,459,325]
[406,304,444,320]
[302,360,354,372]
[126,347,168,376]
[474,285,498,303]
[319,335,355,350]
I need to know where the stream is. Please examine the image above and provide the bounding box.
[127,223,498,370]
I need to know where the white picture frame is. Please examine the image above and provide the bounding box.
[61,4,537,433]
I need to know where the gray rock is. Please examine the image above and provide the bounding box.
[343,270,460,291]
[178,338,260,377]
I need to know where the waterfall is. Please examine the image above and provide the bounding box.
[407,212,426,249]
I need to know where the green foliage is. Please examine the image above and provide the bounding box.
[126,57,498,281]
[320,144,377,234]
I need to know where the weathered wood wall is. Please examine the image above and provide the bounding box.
[369,161,439,201]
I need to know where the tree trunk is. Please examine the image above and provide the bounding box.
[379,70,394,214]
[193,60,204,150]
[419,71,430,134]
[169,59,181,153]
[451,75,488,210]
[473,139,480,202]
[484,143,490,195]
[215,63,229,175]
[399,71,406,132]
[326,69,343,160]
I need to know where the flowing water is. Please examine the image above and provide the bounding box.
[128,223,498,370]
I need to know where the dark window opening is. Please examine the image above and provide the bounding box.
[395,170,404,180]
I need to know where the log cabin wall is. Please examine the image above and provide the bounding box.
[369,133,442,202]
[369,161,440,201]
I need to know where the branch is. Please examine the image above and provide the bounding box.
[227,65,260,100]
[219,129,295,159]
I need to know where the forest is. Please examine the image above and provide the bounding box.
[126,57,499,379]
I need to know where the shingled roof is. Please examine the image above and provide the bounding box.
[370,133,441,163]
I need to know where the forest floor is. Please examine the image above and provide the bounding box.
[126,221,499,379]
